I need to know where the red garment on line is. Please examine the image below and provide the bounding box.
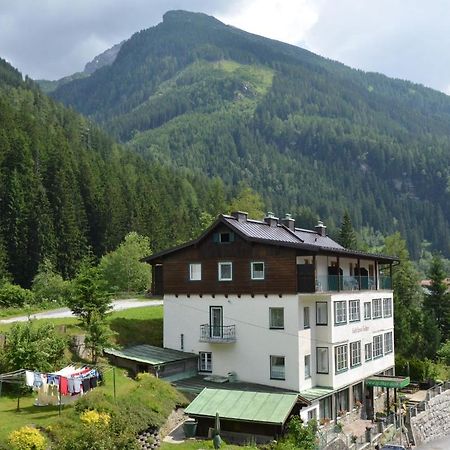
[59,376,68,395]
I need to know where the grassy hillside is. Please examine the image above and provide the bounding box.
[51,11,450,258]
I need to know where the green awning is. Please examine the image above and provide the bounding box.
[185,388,299,425]
[299,386,334,402]
[366,375,410,389]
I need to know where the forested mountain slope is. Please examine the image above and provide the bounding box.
[52,11,450,258]
[0,58,226,286]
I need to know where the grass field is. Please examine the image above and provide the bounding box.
[0,304,164,346]
[0,305,164,445]
[0,366,136,447]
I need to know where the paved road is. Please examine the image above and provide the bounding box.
[0,299,163,324]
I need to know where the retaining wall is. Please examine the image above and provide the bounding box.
[411,389,450,445]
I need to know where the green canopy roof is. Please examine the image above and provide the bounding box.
[366,376,410,389]
[299,386,334,402]
[104,344,197,366]
[185,388,299,425]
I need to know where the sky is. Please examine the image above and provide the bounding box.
[1,0,450,94]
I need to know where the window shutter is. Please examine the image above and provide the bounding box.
[229,232,235,242]
[213,233,219,243]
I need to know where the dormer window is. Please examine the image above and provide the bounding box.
[213,231,235,244]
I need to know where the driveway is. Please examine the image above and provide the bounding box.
[0,299,163,324]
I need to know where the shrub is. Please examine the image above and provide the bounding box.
[0,283,34,308]
[32,259,70,305]
[8,426,46,450]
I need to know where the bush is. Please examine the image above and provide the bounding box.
[32,259,70,305]
[275,416,317,450]
[0,283,34,308]
[8,426,46,450]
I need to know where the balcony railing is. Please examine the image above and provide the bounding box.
[297,275,392,293]
[199,324,236,343]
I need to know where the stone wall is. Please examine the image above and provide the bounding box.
[411,389,450,445]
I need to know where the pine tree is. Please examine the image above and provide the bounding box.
[338,211,357,250]
[424,254,450,341]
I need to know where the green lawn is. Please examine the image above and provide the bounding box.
[0,305,163,346]
[0,366,135,447]
[0,305,163,445]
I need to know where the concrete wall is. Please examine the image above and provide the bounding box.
[411,389,450,445]
[164,294,301,391]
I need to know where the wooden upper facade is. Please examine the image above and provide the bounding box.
[145,212,398,296]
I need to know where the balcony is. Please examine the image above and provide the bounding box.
[298,274,392,293]
[199,324,236,343]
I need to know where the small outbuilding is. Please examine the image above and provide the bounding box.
[104,344,198,381]
[184,387,303,441]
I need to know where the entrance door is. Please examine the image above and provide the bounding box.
[210,307,223,338]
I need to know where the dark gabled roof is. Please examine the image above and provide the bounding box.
[143,214,398,263]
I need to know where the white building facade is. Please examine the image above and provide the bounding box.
[147,212,398,421]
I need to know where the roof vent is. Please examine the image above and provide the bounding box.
[231,211,248,222]
[315,220,327,237]
[264,212,279,227]
[281,213,295,231]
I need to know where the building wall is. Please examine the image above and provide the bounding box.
[164,294,302,391]
[164,289,394,392]
[161,227,298,295]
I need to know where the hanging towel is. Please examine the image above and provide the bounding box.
[59,376,69,395]
[82,378,90,393]
[25,371,34,387]
[90,376,97,389]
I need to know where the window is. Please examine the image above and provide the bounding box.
[364,302,372,320]
[336,389,349,415]
[349,300,360,322]
[269,307,284,329]
[316,302,328,325]
[334,301,347,325]
[372,298,382,318]
[373,334,383,358]
[305,354,311,379]
[270,355,285,380]
[383,298,392,317]
[350,341,361,367]
[251,262,265,280]
[335,344,348,373]
[189,263,201,281]
[218,262,232,281]
[215,231,234,243]
[384,332,393,354]
[316,347,329,374]
[307,409,317,422]
[199,352,212,372]
[365,343,372,361]
[304,306,310,329]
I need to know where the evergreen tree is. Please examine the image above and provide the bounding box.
[338,211,357,249]
[424,254,450,341]
[383,233,425,356]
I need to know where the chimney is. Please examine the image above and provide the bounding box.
[315,220,327,237]
[281,213,295,231]
[264,211,279,227]
[231,211,248,222]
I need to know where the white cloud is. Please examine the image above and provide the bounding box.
[218,0,319,45]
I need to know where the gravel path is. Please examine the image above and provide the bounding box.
[0,299,163,324]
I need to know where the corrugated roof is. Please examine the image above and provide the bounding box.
[222,217,302,244]
[144,214,398,263]
[294,228,343,250]
[299,386,334,401]
[104,344,197,365]
[185,388,299,425]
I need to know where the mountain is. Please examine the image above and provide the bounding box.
[51,10,450,258]
[0,57,226,286]
[36,41,124,94]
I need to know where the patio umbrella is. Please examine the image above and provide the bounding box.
[213,411,222,449]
